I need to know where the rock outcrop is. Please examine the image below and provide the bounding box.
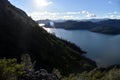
[20,69,60,80]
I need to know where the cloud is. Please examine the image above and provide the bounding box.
[106,11,120,19]
[109,15,120,19]
[104,15,120,19]
[63,16,80,20]
[66,12,81,15]
[82,10,89,14]
[30,11,120,20]
[86,14,96,17]
[29,11,81,20]
[29,10,97,20]
[34,0,53,7]
[113,11,118,14]
[82,10,96,17]
[63,16,74,19]
[29,11,60,20]
[108,11,119,15]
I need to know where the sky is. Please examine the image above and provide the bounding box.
[9,0,120,20]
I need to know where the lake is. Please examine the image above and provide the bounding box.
[44,28,120,67]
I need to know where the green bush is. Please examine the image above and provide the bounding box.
[103,68,120,80]
[92,71,104,79]
[0,58,25,80]
[60,67,120,80]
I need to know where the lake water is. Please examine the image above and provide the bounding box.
[44,28,120,67]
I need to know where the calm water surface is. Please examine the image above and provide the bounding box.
[44,28,120,66]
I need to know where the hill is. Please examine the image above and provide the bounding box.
[48,19,120,34]
[0,0,96,75]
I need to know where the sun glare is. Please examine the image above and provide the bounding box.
[35,0,52,7]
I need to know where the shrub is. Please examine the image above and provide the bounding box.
[0,58,25,80]
[103,68,120,80]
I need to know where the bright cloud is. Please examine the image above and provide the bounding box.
[63,16,80,20]
[29,11,120,20]
[30,11,62,20]
[66,12,81,15]
[82,10,96,17]
[34,0,53,7]
[29,11,81,20]
[106,11,120,19]
[82,10,89,14]
[108,11,119,15]
[107,15,120,19]
[86,14,96,17]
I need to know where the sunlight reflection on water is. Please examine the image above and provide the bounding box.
[43,27,51,32]
[39,23,45,27]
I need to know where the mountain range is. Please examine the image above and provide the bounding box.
[37,19,120,34]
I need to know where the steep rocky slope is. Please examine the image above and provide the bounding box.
[0,0,96,75]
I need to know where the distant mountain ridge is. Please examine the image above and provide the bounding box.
[55,19,120,34]
[37,19,120,34]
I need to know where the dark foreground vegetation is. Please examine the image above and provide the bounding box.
[61,65,120,80]
[1,55,120,80]
[0,54,60,80]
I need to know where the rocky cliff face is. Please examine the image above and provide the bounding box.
[0,0,96,75]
